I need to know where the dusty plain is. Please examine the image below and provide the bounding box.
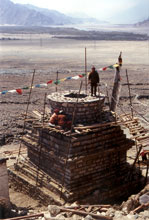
[0,28,149,212]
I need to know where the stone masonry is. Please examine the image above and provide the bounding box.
[16,91,143,203]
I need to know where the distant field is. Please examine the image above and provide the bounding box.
[0,37,149,70]
[0,32,148,146]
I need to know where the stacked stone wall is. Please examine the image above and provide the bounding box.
[47,92,105,124]
[22,123,135,201]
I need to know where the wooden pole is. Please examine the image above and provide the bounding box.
[17,69,35,161]
[105,83,110,110]
[60,81,83,199]
[56,71,59,92]
[85,47,87,95]
[4,213,44,220]
[126,69,134,118]
[36,93,47,186]
[145,161,149,185]
[59,207,113,220]
[110,65,121,112]
[42,93,47,125]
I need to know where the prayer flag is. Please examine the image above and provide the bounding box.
[8,90,17,93]
[60,78,66,82]
[113,64,119,67]
[35,84,41,88]
[47,80,53,84]
[54,80,60,85]
[108,65,114,69]
[22,86,29,90]
[1,90,8,95]
[16,89,22,95]
[66,77,72,80]
[72,76,80,80]
[39,84,48,88]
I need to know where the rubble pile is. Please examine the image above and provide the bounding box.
[9,185,149,220]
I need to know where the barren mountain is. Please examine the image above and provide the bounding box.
[0,0,73,26]
[135,18,149,27]
[0,0,103,26]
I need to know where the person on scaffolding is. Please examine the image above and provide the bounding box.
[118,51,122,67]
[49,109,71,130]
[57,110,71,130]
[88,66,100,96]
[49,108,59,126]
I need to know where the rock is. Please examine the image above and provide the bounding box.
[113,211,124,219]
[126,214,136,219]
[28,209,34,214]
[138,210,149,220]
[106,207,115,217]
[139,194,149,204]
[56,212,67,219]
[44,212,52,220]
[70,201,78,208]
[101,212,106,216]
[48,205,61,217]
[84,214,94,220]
[72,214,82,220]
[121,195,139,213]
[66,212,73,218]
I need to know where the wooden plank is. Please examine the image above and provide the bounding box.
[32,110,42,119]
[4,213,44,220]
[59,207,113,220]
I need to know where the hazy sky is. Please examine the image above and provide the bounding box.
[11,0,148,20]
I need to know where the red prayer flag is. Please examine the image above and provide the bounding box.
[47,80,53,84]
[16,89,22,95]
[103,67,107,71]
[79,75,83,78]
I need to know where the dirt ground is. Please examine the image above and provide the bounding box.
[0,35,149,211]
[0,38,148,143]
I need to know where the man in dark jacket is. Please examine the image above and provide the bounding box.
[88,66,99,96]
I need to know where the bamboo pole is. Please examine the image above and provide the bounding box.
[85,47,87,95]
[56,71,59,92]
[60,81,83,199]
[105,83,110,110]
[126,69,134,118]
[131,108,149,123]
[145,161,149,185]
[4,213,44,220]
[59,207,113,220]
[17,69,35,162]
[64,204,111,209]
[42,93,47,125]
[36,93,47,186]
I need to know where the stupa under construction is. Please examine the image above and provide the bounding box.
[8,89,148,205]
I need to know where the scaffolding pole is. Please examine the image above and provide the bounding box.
[17,69,35,162]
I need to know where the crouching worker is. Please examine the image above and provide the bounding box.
[57,110,72,130]
[49,109,59,126]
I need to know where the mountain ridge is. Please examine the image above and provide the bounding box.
[135,18,149,27]
[0,0,104,26]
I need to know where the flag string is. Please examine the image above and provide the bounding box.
[0,64,118,95]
